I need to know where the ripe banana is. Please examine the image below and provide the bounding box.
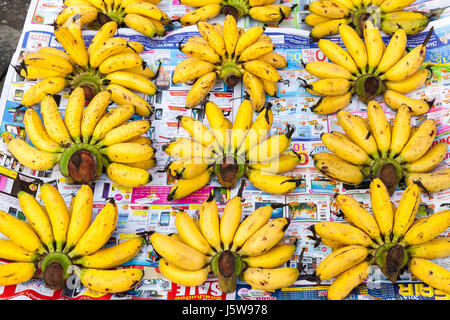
[105,71,157,95]
[79,267,144,293]
[23,52,73,74]
[40,94,73,145]
[310,221,376,248]
[321,132,371,166]
[389,105,411,158]
[243,71,265,112]
[309,90,353,115]
[391,183,421,243]
[385,68,429,93]
[180,4,221,26]
[220,194,243,251]
[166,169,212,201]
[375,28,407,75]
[247,169,303,195]
[339,24,367,72]
[408,258,450,295]
[54,25,88,67]
[98,51,142,74]
[395,119,436,164]
[383,89,432,116]
[313,152,365,185]
[243,60,281,82]
[97,120,150,147]
[64,87,85,144]
[158,258,210,287]
[7,138,60,171]
[90,104,135,145]
[249,151,301,174]
[64,185,93,253]
[185,72,217,108]
[0,262,36,287]
[89,36,128,68]
[123,13,158,37]
[401,210,450,246]
[247,126,294,164]
[310,19,349,40]
[367,100,391,158]
[370,178,394,242]
[407,237,450,260]
[23,108,63,153]
[308,0,349,18]
[318,39,358,74]
[327,260,371,300]
[242,267,299,290]
[101,142,154,163]
[80,90,112,143]
[248,4,295,24]
[363,19,384,74]
[107,83,153,116]
[106,162,152,187]
[175,210,214,255]
[404,142,447,173]
[68,199,118,258]
[0,239,40,262]
[87,21,117,56]
[199,196,222,252]
[22,77,67,107]
[172,60,215,84]
[242,244,296,268]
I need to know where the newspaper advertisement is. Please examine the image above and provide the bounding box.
[0,0,448,300]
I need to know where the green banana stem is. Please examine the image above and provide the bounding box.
[39,252,73,290]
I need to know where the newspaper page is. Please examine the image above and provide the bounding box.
[0,0,448,300]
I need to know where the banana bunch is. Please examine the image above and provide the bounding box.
[304,0,430,39]
[307,178,450,300]
[163,99,303,200]
[303,23,435,116]
[179,0,296,26]
[0,184,145,294]
[151,191,299,292]
[57,0,170,38]
[8,89,155,187]
[19,21,157,116]
[313,102,450,195]
[173,15,287,110]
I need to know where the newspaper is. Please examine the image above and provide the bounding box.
[0,0,449,300]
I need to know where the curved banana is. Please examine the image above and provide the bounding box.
[407,237,450,260]
[310,19,349,40]
[158,258,210,287]
[87,21,118,56]
[401,210,450,246]
[105,71,157,95]
[243,60,281,82]
[363,19,384,74]
[327,260,371,300]
[367,100,391,158]
[395,119,436,164]
[247,169,303,195]
[220,195,243,251]
[383,89,432,116]
[101,142,154,163]
[64,87,85,144]
[97,120,150,147]
[243,244,296,268]
[313,152,365,185]
[23,108,63,153]
[106,162,152,187]
[249,151,301,174]
[7,138,60,171]
[247,126,294,164]
[404,142,447,173]
[243,71,265,112]
[80,90,112,143]
[391,183,421,243]
[199,196,222,252]
[310,90,353,115]
[185,72,217,108]
[408,258,450,295]
[107,83,153,116]
[370,178,394,242]
[311,221,376,248]
[40,94,73,146]
[22,77,67,107]
[242,267,299,290]
[0,239,40,262]
[177,115,216,147]
[318,39,358,74]
[389,105,411,158]
[54,25,88,67]
[321,132,372,165]
[0,262,36,287]
[339,24,367,72]
[90,104,135,145]
[79,267,144,293]
[385,68,429,93]
[167,169,212,201]
[175,210,214,255]
[375,28,407,75]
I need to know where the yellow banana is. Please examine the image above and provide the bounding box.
[385,68,429,93]
[243,71,265,112]
[167,169,212,201]
[87,21,118,56]
[102,142,154,163]
[247,126,294,164]
[64,87,85,144]
[248,4,295,23]
[163,137,213,160]
[89,36,128,68]
[124,1,170,24]
[234,26,265,57]
[310,19,349,40]
[172,60,215,84]
[105,71,157,95]
[0,262,36,287]
[22,77,67,107]
[107,83,153,116]
[106,162,152,187]
[205,101,230,151]
[327,260,371,300]
[54,25,88,67]
[380,0,418,13]
[239,104,273,155]
[311,221,376,248]
[247,169,302,195]
[19,65,67,80]
[17,191,55,252]
[81,90,112,143]
[305,61,354,80]
[158,258,210,287]
[261,78,278,97]
[179,39,221,64]
[249,151,300,174]
[408,258,450,295]
[321,132,372,165]
[223,14,238,58]
[237,217,289,257]
[90,104,135,145]
[167,159,209,180]
[308,0,349,18]
[38,46,75,64]
[310,90,353,115]
[303,79,351,96]
[230,204,277,252]
[121,64,155,78]
[363,19,384,74]
[0,239,40,262]
[175,210,214,255]
[185,72,217,108]
[68,199,118,258]
[150,232,209,270]
[79,267,144,293]
[238,40,275,62]
[243,60,281,82]
[407,237,450,260]
[23,52,73,74]
[335,194,383,244]
[127,158,155,170]
[98,51,142,74]
[383,89,431,116]
[23,108,63,153]
[370,178,394,242]
[312,152,365,185]
[97,120,151,147]
[75,237,143,268]
[40,95,73,145]
[337,110,379,158]
[391,182,421,243]
[395,119,436,164]
[7,138,60,171]
[339,24,367,72]
[317,39,358,74]
[229,99,253,153]
[56,4,98,26]
[315,245,370,281]
[0,210,46,253]
[63,185,93,253]
[179,4,222,26]
[197,21,226,58]
[199,196,222,252]
[405,168,450,194]
[304,13,331,26]
[259,52,287,70]
[389,105,411,158]
[367,100,391,158]
[401,210,450,246]
[375,28,407,75]
[242,266,299,290]
[177,115,216,147]
[242,244,296,268]
[220,194,243,251]
[404,142,447,173]
[40,183,70,252]
[123,14,158,37]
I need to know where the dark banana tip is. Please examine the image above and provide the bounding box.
[206,191,215,202]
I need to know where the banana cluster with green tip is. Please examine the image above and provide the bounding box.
[163,99,303,200]
[8,89,155,187]
[173,15,287,111]
[179,0,296,26]
[59,0,170,38]
[20,20,157,115]
[304,0,430,39]
[0,184,145,294]
[302,23,434,116]
[313,103,450,195]
[307,178,450,300]
[151,191,300,292]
